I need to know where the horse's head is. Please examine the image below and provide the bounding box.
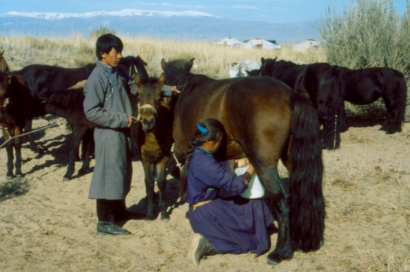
[135,73,166,131]
[0,72,12,125]
[260,57,277,76]
[161,58,194,86]
[0,51,10,73]
[0,71,11,99]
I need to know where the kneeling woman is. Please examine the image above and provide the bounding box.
[182,118,274,265]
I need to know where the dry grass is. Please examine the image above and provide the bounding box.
[0,34,325,77]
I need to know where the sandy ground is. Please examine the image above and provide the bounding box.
[0,117,409,272]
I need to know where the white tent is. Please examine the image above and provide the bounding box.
[292,39,320,52]
[247,38,280,50]
[214,37,244,48]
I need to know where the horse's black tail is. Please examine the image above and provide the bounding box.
[289,93,325,252]
[322,65,345,149]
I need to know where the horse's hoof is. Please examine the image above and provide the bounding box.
[16,174,23,178]
[6,175,14,180]
[161,215,170,222]
[62,177,70,182]
[145,212,156,221]
[266,259,279,266]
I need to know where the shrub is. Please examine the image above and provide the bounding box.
[319,0,410,120]
[88,26,117,39]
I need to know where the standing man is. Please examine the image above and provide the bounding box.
[83,34,134,235]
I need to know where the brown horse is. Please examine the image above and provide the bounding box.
[161,58,325,265]
[130,74,175,221]
[0,72,44,179]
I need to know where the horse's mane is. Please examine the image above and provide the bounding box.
[163,59,211,92]
[120,55,149,81]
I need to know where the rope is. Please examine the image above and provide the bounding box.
[0,122,59,149]
[171,143,184,171]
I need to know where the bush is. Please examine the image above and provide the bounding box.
[88,26,117,39]
[319,0,410,120]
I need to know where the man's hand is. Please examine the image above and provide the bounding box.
[172,86,181,94]
[127,115,133,128]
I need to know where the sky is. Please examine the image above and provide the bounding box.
[0,0,408,24]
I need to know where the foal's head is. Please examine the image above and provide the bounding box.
[135,73,166,131]
[259,57,278,77]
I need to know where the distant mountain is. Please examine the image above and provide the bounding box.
[0,9,321,44]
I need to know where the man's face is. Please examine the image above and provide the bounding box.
[101,47,121,67]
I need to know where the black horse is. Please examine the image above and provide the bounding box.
[338,66,407,134]
[162,58,325,265]
[14,63,96,100]
[260,58,345,149]
[45,88,95,181]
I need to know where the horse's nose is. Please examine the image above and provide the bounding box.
[142,117,155,131]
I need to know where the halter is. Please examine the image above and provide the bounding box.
[135,103,157,121]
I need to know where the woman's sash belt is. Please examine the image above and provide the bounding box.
[191,200,212,211]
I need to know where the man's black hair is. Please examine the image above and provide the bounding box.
[95,34,124,60]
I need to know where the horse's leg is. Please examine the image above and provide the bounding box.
[259,166,294,265]
[78,129,93,176]
[14,128,23,178]
[5,141,14,180]
[25,120,42,154]
[63,127,82,181]
[142,159,156,220]
[156,156,170,221]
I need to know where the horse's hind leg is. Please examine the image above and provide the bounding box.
[156,156,170,221]
[14,135,23,178]
[78,129,93,176]
[259,166,294,265]
[63,127,82,181]
[25,120,43,154]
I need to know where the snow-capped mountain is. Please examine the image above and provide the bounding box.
[0,9,320,44]
[5,9,220,20]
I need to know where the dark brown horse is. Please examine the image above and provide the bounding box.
[130,74,174,221]
[45,88,95,181]
[0,72,45,179]
[338,66,407,134]
[161,58,325,265]
[260,58,346,149]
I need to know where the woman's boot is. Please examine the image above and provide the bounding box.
[188,233,217,265]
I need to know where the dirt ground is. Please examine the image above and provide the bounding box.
[0,117,409,272]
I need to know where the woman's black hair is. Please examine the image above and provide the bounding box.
[179,118,226,200]
[95,34,124,60]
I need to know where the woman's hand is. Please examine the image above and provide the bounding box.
[246,164,255,176]
[236,157,250,168]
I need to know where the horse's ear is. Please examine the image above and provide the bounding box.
[0,51,4,58]
[158,73,165,88]
[261,57,265,65]
[134,74,142,88]
[161,58,167,71]
[273,57,277,62]
[188,58,195,70]
[7,72,11,84]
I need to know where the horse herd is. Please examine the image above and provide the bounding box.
[0,50,408,265]
[229,58,407,149]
